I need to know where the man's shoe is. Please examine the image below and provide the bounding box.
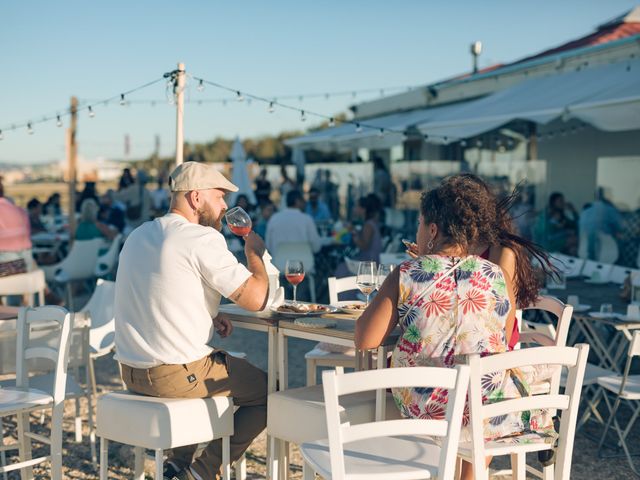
[163,462,196,480]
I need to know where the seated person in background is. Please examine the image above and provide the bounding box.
[43,192,62,217]
[334,193,383,278]
[233,193,255,217]
[0,183,34,276]
[115,161,269,480]
[150,176,170,217]
[358,174,557,480]
[27,198,47,234]
[266,189,322,256]
[98,190,126,233]
[254,201,276,239]
[305,187,332,223]
[534,192,578,255]
[76,199,118,242]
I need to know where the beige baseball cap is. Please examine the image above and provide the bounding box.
[169,162,238,192]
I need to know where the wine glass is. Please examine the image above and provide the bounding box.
[377,263,395,289]
[285,259,305,304]
[357,261,377,306]
[225,206,252,237]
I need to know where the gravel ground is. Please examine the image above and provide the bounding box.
[2,326,638,479]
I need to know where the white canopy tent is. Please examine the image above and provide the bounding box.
[417,58,640,139]
[228,136,257,205]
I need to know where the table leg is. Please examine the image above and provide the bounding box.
[375,345,387,421]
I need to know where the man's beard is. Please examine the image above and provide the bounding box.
[197,207,225,231]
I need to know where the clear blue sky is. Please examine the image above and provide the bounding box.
[1,0,637,164]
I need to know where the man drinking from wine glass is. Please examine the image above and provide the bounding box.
[114,161,269,480]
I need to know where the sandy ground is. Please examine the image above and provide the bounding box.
[2,323,639,479]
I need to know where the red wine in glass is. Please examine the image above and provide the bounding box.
[285,259,305,304]
[225,206,252,237]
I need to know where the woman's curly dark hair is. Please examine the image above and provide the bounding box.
[420,174,555,308]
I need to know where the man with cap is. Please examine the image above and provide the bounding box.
[114,161,269,480]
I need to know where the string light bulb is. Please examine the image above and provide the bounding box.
[460,140,467,147]
[236,91,244,102]
[300,110,307,122]
[88,106,95,118]
[355,123,362,133]
[268,101,275,113]
[120,94,126,106]
[56,116,63,127]
[27,123,34,135]
[197,79,205,92]
[378,128,385,138]
[328,117,335,127]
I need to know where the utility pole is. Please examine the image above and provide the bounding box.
[67,96,78,243]
[174,62,186,166]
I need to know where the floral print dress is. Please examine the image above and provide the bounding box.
[391,255,556,444]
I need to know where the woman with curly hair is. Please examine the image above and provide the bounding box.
[356,174,555,480]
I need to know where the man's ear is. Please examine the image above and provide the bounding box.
[184,190,199,211]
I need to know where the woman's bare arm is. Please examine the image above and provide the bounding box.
[355,267,400,350]
[490,245,517,343]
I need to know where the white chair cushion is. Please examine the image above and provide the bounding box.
[0,373,85,397]
[97,391,235,449]
[302,435,441,480]
[597,374,640,400]
[0,387,53,415]
[267,384,401,444]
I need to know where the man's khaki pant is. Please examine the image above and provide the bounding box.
[121,351,267,479]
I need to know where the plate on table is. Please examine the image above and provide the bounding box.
[270,302,337,317]
[334,300,367,315]
[571,304,591,313]
[293,317,337,328]
[588,312,621,319]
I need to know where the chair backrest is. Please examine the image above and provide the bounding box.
[95,234,123,277]
[272,242,316,273]
[321,365,470,480]
[16,306,74,403]
[581,260,613,282]
[327,276,359,305]
[0,269,46,306]
[467,345,589,480]
[549,253,584,278]
[609,265,640,285]
[80,279,116,356]
[57,238,104,281]
[520,296,573,348]
[578,233,619,264]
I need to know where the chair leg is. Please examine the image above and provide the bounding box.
[222,436,231,480]
[17,411,34,480]
[88,394,97,468]
[281,441,290,480]
[510,452,526,480]
[51,404,64,480]
[0,418,7,480]
[99,437,109,480]
[235,453,246,480]
[306,358,317,386]
[303,461,315,480]
[89,356,99,399]
[155,448,163,480]
[74,396,82,443]
[268,436,280,480]
[133,446,145,480]
[309,276,316,304]
[542,464,554,480]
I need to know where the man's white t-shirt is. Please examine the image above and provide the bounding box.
[114,213,251,368]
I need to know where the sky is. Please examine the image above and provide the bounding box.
[1,0,638,165]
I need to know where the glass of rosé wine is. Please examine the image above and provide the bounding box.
[225,207,252,237]
[285,259,305,304]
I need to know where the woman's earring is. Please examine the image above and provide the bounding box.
[427,240,434,252]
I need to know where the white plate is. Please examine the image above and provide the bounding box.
[334,300,366,315]
[270,302,337,317]
[571,304,591,313]
[588,312,621,319]
[293,317,337,328]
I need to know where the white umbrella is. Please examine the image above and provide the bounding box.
[228,136,257,206]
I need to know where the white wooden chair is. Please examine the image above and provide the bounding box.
[94,234,123,279]
[460,345,589,480]
[578,232,619,264]
[0,269,46,307]
[596,331,640,475]
[0,306,73,480]
[272,242,317,303]
[301,365,470,480]
[40,238,105,310]
[609,265,640,285]
[305,276,359,386]
[548,253,584,278]
[580,260,613,283]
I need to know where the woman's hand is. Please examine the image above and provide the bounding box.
[403,239,419,258]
